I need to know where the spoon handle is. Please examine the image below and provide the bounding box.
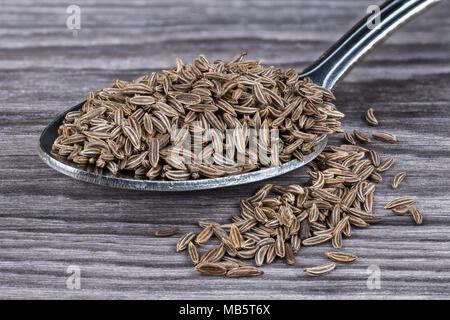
[301,0,441,89]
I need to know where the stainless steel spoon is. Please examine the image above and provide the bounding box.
[38,0,441,191]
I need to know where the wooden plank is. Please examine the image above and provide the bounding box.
[0,0,449,299]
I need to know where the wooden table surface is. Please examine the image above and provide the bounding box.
[1,0,449,299]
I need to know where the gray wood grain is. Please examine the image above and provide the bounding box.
[0,0,449,299]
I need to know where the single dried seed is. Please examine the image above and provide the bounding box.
[188,242,199,265]
[369,150,380,167]
[284,243,295,265]
[195,262,227,276]
[391,171,406,189]
[325,251,358,263]
[229,224,244,249]
[304,262,336,276]
[384,197,415,209]
[200,248,219,264]
[365,108,378,126]
[155,227,179,237]
[377,157,394,172]
[175,93,202,105]
[226,266,264,278]
[302,234,333,246]
[176,232,196,252]
[410,206,423,225]
[217,261,240,270]
[255,245,270,266]
[332,232,342,249]
[266,245,276,264]
[372,131,398,143]
[299,220,310,239]
[353,130,371,144]
[275,233,286,257]
[195,226,214,245]
[344,132,356,145]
